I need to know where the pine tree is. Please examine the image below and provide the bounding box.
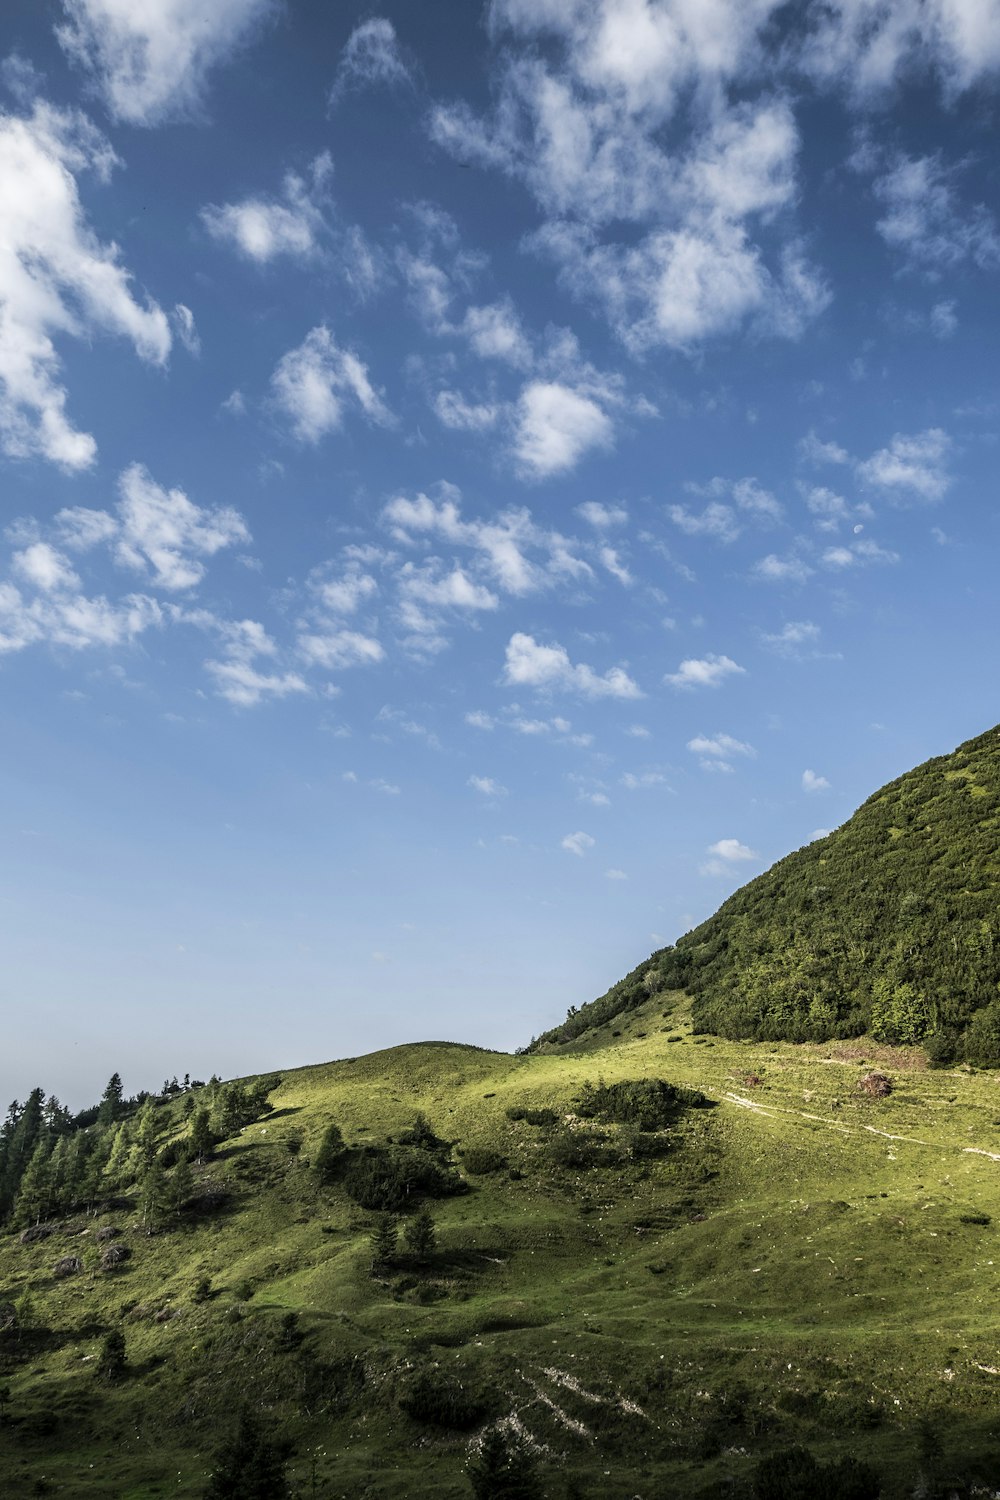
[404,1208,436,1261]
[133,1097,162,1169]
[467,1428,542,1500]
[139,1158,168,1229]
[103,1121,132,1190]
[15,1139,54,1226]
[0,1088,45,1221]
[97,1074,125,1128]
[168,1158,194,1217]
[189,1107,216,1165]
[203,1408,292,1499]
[370,1215,398,1267]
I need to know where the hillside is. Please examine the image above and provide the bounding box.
[532,725,1000,1061]
[3,1018,1000,1497]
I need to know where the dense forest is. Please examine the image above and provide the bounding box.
[532,725,1000,1063]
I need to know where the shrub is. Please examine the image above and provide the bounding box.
[753,1446,880,1500]
[577,1078,709,1129]
[467,1426,543,1499]
[505,1107,557,1126]
[396,1113,445,1150]
[97,1329,127,1383]
[343,1146,465,1212]
[547,1128,610,1171]
[314,1123,347,1181]
[53,1256,83,1278]
[924,1028,959,1068]
[100,1244,130,1271]
[462,1146,508,1175]
[858,1071,893,1098]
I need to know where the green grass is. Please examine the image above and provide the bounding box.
[4,1005,1000,1497]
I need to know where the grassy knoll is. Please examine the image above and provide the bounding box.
[3,1009,1000,1497]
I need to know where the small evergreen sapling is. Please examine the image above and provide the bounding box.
[404,1208,436,1261]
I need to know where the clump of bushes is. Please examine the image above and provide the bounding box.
[343,1146,465,1212]
[460,1146,507,1175]
[505,1106,558,1126]
[547,1127,612,1171]
[858,1071,893,1098]
[753,1445,880,1499]
[577,1078,709,1129]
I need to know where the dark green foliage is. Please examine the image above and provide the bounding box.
[403,1207,436,1259]
[313,1122,346,1181]
[396,1112,445,1149]
[924,1028,960,1068]
[467,1427,543,1499]
[532,726,1000,1054]
[399,1367,490,1429]
[576,1077,709,1128]
[202,1408,292,1499]
[212,1077,279,1141]
[370,1214,398,1266]
[343,1146,465,1211]
[753,1446,881,1499]
[96,1074,125,1128]
[505,1107,557,1126]
[192,1276,212,1304]
[96,1329,127,1384]
[547,1128,610,1170]
[461,1146,508,1174]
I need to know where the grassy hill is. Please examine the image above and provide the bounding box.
[4,1011,1000,1497]
[532,725,1000,1061]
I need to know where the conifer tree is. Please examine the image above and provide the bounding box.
[169,1157,194,1217]
[139,1158,168,1229]
[97,1329,127,1383]
[97,1074,125,1128]
[371,1215,398,1267]
[314,1123,346,1182]
[103,1121,132,1190]
[15,1139,54,1225]
[133,1097,162,1169]
[203,1408,292,1499]
[404,1208,436,1261]
[467,1428,542,1500]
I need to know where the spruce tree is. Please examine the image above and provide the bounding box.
[97,1329,127,1383]
[139,1158,168,1229]
[203,1409,292,1499]
[168,1158,194,1217]
[314,1123,346,1182]
[404,1208,436,1261]
[189,1107,216,1165]
[97,1074,125,1128]
[370,1215,398,1267]
[467,1428,542,1500]
[15,1139,54,1225]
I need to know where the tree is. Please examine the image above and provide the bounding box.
[97,1074,125,1128]
[314,1123,346,1182]
[370,1215,398,1268]
[467,1428,542,1500]
[203,1408,292,1499]
[189,1107,216,1165]
[97,1329,127,1383]
[15,1139,53,1225]
[168,1157,194,1217]
[139,1158,168,1228]
[404,1208,436,1261]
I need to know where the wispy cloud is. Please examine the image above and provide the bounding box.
[665,654,745,690]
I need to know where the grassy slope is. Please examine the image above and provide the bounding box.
[530,723,1000,1051]
[4,1009,1000,1498]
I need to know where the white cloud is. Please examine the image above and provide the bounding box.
[576,501,627,528]
[857,428,952,503]
[871,151,1000,271]
[512,380,614,478]
[621,770,668,789]
[171,303,200,355]
[504,631,641,699]
[12,542,80,593]
[297,629,385,671]
[707,837,757,861]
[668,501,740,543]
[802,768,831,792]
[0,577,161,656]
[271,325,392,442]
[433,390,501,432]
[800,0,1000,100]
[57,0,276,126]
[468,774,508,797]
[810,827,832,841]
[115,463,249,590]
[665,653,745,689]
[687,732,755,772]
[461,300,532,366]
[605,867,627,880]
[201,154,332,264]
[599,546,632,585]
[465,709,495,730]
[930,299,957,338]
[760,620,821,656]
[821,538,899,568]
[329,18,412,104]
[799,431,849,466]
[310,563,378,616]
[561,830,595,857]
[0,100,171,469]
[205,657,309,708]
[752,553,814,584]
[399,563,498,613]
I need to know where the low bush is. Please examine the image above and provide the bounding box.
[461,1146,507,1175]
[505,1107,558,1126]
[577,1078,709,1129]
[343,1146,465,1212]
[399,1367,491,1429]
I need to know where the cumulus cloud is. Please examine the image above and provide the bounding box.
[57,0,276,126]
[114,464,249,590]
[271,325,392,442]
[433,390,501,432]
[461,300,532,366]
[857,428,952,502]
[701,835,758,875]
[512,380,615,478]
[752,553,814,584]
[802,768,831,792]
[576,501,627,528]
[799,0,1000,99]
[871,151,1000,272]
[687,732,755,772]
[297,629,384,671]
[202,154,333,263]
[665,654,745,689]
[821,538,899,568]
[12,542,81,593]
[0,100,171,469]
[504,631,641,699]
[799,431,849,466]
[329,18,413,104]
[468,774,508,797]
[0,579,162,656]
[561,830,595,857]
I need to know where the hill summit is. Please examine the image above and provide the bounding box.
[533,724,1000,1064]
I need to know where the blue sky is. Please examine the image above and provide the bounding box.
[1,0,998,1108]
